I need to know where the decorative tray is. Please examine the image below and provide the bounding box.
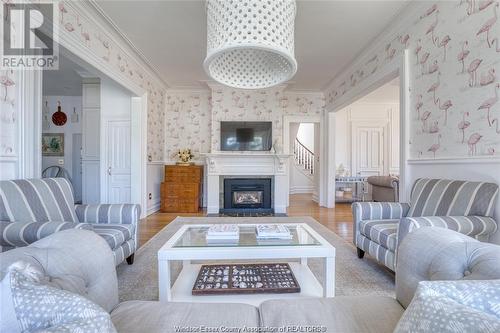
[192,263,300,295]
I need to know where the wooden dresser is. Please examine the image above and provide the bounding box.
[160,165,203,213]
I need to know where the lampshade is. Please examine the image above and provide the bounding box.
[204,0,297,90]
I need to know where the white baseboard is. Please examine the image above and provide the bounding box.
[312,192,319,203]
[146,201,161,216]
[289,186,315,194]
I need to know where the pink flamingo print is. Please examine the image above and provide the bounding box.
[428,134,442,158]
[421,111,432,132]
[436,98,453,125]
[400,34,410,47]
[458,112,471,143]
[457,41,470,73]
[490,37,500,52]
[479,0,496,11]
[478,83,499,126]
[426,11,439,46]
[420,4,438,19]
[476,3,498,47]
[480,68,496,86]
[420,52,430,75]
[429,121,440,133]
[415,39,422,64]
[0,75,15,101]
[468,58,482,86]
[492,119,500,133]
[64,22,75,32]
[415,94,423,119]
[437,35,451,61]
[58,3,67,24]
[467,133,482,155]
[428,60,439,74]
[427,72,441,104]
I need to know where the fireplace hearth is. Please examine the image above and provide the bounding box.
[222,178,272,214]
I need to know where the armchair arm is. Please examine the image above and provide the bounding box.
[396,227,500,308]
[352,202,410,243]
[397,216,498,246]
[75,204,141,225]
[0,220,92,248]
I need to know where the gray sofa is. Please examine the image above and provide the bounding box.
[1,227,500,332]
[0,178,141,265]
[353,178,499,270]
[367,175,399,202]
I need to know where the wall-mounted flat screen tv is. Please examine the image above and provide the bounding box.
[220,121,272,151]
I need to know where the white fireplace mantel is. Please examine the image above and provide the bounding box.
[202,152,291,214]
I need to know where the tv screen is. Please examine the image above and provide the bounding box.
[220,122,272,151]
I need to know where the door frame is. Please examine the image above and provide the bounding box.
[283,115,322,206]
[324,50,410,206]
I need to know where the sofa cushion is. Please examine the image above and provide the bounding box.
[394,280,500,333]
[408,178,498,217]
[111,300,260,332]
[93,224,134,250]
[359,219,398,251]
[260,296,403,333]
[0,178,79,223]
[1,261,116,333]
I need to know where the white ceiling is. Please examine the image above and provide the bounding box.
[96,0,410,91]
[43,54,85,96]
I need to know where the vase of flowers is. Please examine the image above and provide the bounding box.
[176,148,194,165]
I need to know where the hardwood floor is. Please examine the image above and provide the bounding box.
[138,193,353,247]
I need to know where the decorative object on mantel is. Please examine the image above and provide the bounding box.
[41,133,64,156]
[203,0,297,89]
[176,148,194,165]
[192,263,300,295]
[71,107,79,123]
[52,101,67,126]
[42,101,50,131]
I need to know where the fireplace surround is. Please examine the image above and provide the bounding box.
[223,178,272,214]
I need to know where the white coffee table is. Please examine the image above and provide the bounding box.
[157,223,336,306]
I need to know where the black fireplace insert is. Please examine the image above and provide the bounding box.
[222,178,272,214]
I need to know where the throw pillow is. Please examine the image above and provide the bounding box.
[394,280,500,333]
[0,261,116,333]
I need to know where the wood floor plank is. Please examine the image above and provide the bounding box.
[138,194,353,247]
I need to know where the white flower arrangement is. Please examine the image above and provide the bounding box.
[177,148,194,164]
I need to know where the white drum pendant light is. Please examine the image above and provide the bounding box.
[204,0,297,89]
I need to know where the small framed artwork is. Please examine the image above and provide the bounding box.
[42,133,64,156]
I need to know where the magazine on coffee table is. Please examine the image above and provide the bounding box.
[206,224,239,241]
[256,224,292,239]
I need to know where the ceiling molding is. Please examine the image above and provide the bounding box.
[87,0,170,89]
[321,0,422,93]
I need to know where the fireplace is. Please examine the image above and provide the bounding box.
[222,178,272,214]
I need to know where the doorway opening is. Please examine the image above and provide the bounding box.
[334,78,400,203]
[41,46,142,206]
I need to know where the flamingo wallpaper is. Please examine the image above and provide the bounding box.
[325,1,500,159]
[165,86,325,160]
[0,69,17,159]
[55,1,167,161]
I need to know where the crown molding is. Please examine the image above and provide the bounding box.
[86,0,169,89]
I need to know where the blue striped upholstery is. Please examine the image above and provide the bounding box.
[0,221,92,249]
[408,178,498,218]
[359,219,398,252]
[0,178,79,223]
[353,178,499,271]
[0,178,141,266]
[398,216,497,244]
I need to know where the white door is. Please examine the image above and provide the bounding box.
[106,120,131,203]
[352,126,385,177]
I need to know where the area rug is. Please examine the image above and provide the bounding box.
[117,216,395,302]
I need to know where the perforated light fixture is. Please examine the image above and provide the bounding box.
[204,0,297,89]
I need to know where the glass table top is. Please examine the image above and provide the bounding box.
[173,224,321,248]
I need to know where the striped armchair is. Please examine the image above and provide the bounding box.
[0,178,141,266]
[352,178,498,271]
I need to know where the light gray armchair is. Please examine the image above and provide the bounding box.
[0,178,141,265]
[352,178,499,271]
[367,175,399,202]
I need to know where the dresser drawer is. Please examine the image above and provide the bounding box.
[164,165,202,183]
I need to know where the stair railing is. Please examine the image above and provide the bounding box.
[293,138,315,175]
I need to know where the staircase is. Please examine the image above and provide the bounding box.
[293,138,315,175]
